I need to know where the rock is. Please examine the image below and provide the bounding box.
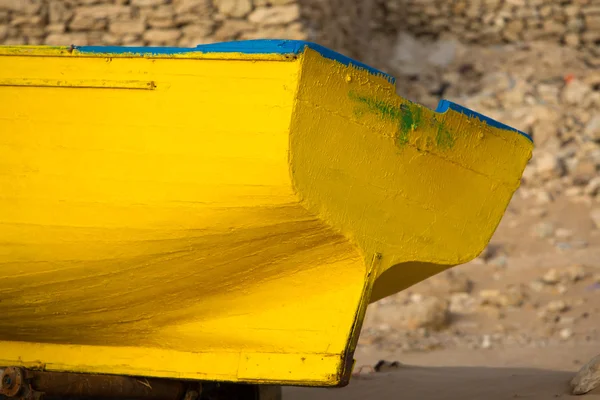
[69,14,107,31]
[0,0,40,13]
[542,268,561,285]
[535,151,565,180]
[449,292,477,313]
[173,0,212,14]
[564,33,580,47]
[532,221,555,238]
[490,254,508,268]
[374,360,403,372]
[560,327,574,340]
[545,300,569,313]
[241,22,305,40]
[591,208,600,229]
[426,39,460,68]
[214,0,252,18]
[481,334,492,349]
[431,270,473,294]
[248,4,300,25]
[529,279,545,292]
[73,5,131,20]
[566,264,588,282]
[44,32,89,46]
[584,115,600,141]
[479,286,525,308]
[213,19,253,40]
[573,160,597,185]
[562,79,592,105]
[143,29,181,44]
[109,19,146,35]
[571,354,600,395]
[585,177,600,196]
[132,0,167,5]
[394,296,450,331]
[555,228,574,239]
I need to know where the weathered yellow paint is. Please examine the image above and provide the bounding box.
[0,44,532,387]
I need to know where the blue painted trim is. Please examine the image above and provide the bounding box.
[76,39,396,84]
[435,99,533,142]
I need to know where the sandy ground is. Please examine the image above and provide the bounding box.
[286,346,600,399]
[286,192,600,399]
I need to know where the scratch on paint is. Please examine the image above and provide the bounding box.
[348,91,454,150]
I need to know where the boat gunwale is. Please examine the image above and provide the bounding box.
[0,39,533,143]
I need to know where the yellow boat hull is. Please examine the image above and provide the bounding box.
[0,41,532,386]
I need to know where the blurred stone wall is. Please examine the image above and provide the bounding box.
[387,0,599,53]
[0,0,307,47]
[1,0,598,55]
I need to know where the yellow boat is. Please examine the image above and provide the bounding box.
[0,40,532,395]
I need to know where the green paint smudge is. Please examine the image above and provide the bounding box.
[349,91,454,150]
[435,119,455,149]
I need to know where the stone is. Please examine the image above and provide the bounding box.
[49,1,72,24]
[585,177,600,196]
[571,354,600,395]
[426,39,460,68]
[214,0,252,18]
[0,0,40,13]
[173,0,211,14]
[213,19,253,40]
[562,79,592,105]
[533,221,555,238]
[147,17,175,29]
[373,295,450,332]
[44,32,89,46]
[143,29,181,44]
[73,5,131,20]
[566,264,588,282]
[584,115,600,141]
[241,22,305,40]
[248,4,300,25]
[560,327,574,340]
[564,33,580,47]
[546,300,569,313]
[585,15,600,30]
[535,151,565,180]
[573,160,597,185]
[449,292,477,313]
[433,270,473,294]
[131,0,167,6]
[0,24,6,41]
[255,0,294,4]
[542,268,561,284]
[374,360,404,372]
[109,19,146,35]
[591,208,600,229]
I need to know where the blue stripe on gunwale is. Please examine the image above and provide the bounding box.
[75,39,396,84]
[435,99,533,142]
[76,39,531,142]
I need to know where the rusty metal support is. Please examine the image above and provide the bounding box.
[0,367,195,400]
[0,367,281,400]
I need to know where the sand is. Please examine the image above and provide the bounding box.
[285,344,600,399]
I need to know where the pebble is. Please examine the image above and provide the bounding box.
[542,268,561,285]
[566,264,588,282]
[591,209,600,230]
[571,354,600,395]
[546,300,570,313]
[555,228,573,239]
[532,221,555,239]
[560,328,574,340]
